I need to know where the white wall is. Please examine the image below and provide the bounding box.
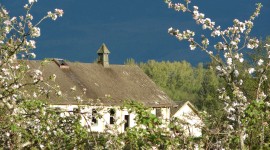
[50,105,137,133]
[152,107,170,120]
[172,104,202,137]
[50,104,202,138]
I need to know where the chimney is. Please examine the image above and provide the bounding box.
[97,43,110,68]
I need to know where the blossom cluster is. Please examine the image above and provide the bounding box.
[0,2,68,148]
[165,0,269,148]
[47,9,64,20]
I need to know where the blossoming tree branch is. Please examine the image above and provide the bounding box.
[165,0,270,149]
[1,0,270,149]
[0,1,92,149]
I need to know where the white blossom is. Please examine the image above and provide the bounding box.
[52,14,57,20]
[234,70,239,77]
[247,38,259,49]
[202,38,209,46]
[216,66,222,71]
[55,9,64,17]
[24,4,29,9]
[29,53,36,58]
[207,50,213,55]
[211,30,221,37]
[202,18,215,30]
[47,11,52,16]
[10,17,17,22]
[56,91,62,96]
[39,144,44,149]
[215,42,227,50]
[5,132,10,137]
[235,53,244,63]
[248,68,255,74]
[174,3,187,12]
[193,6,198,10]
[30,27,41,38]
[70,86,76,91]
[239,22,246,33]
[26,14,33,20]
[28,0,37,4]
[230,41,237,46]
[26,40,36,49]
[189,43,196,50]
[33,92,37,98]
[3,20,11,25]
[239,58,244,63]
[239,79,243,85]
[257,59,264,66]
[75,96,82,102]
[1,8,8,15]
[4,26,11,33]
[227,58,232,65]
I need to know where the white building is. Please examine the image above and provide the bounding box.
[171,101,203,137]
[28,43,175,133]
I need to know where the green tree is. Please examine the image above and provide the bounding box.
[124,58,137,65]
[140,60,204,105]
[165,0,269,149]
[197,66,222,112]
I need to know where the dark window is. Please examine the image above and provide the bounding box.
[109,109,115,124]
[156,108,162,117]
[124,115,130,131]
[92,109,97,124]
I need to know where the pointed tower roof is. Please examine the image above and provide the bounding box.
[97,43,110,54]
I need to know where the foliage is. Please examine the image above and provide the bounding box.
[140,60,200,102]
[198,65,224,113]
[1,0,270,149]
[0,100,89,149]
[124,58,137,65]
[165,0,270,149]
[120,101,200,149]
[140,60,224,113]
[0,1,89,149]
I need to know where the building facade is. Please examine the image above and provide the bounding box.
[28,43,175,133]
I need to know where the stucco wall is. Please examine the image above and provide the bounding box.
[50,105,137,133]
[173,104,202,137]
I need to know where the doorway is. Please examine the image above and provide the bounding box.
[124,115,130,131]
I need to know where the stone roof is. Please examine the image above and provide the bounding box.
[27,60,175,107]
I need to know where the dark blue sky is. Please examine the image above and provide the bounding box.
[3,0,270,65]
